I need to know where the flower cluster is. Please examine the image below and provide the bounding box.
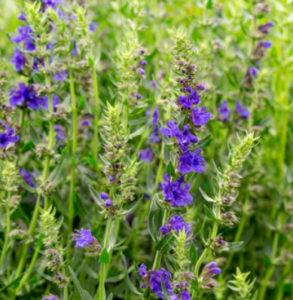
[244,0,274,89]
[139,264,173,299]
[161,174,193,207]
[160,215,192,236]
[71,228,102,257]
[218,100,250,122]
[199,262,222,291]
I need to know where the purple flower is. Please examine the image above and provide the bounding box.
[258,22,274,34]
[42,0,62,10]
[100,192,109,200]
[139,264,147,276]
[201,262,222,279]
[42,295,59,300]
[71,228,94,248]
[170,292,191,300]
[89,22,99,32]
[150,125,161,143]
[218,100,230,122]
[138,265,173,298]
[9,83,44,110]
[105,199,112,207]
[137,68,145,76]
[19,168,35,188]
[152,106,159,125]
[149,268,173,299]
[140,60,147,66]
[178,149,206,175]
[260,41,272,49]
[160,215,192,236]
[191,106,211,126]
[0,123,19,148]
[235,101,250,119]
[161,121,198,152]
[18,14,26,21]
[161,174,193,207]
[136,94,142,100]
[11,49,26,72]
[249,67,258,77]
[139,147,153,162]
[178,88,200,109]
[11,26,35,51]
[54,70,68,81]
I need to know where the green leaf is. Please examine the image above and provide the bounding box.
[148,194,163,242]
[166,161,175,177]
[119,197,142,216]
[47,158,67,185]
[78,96,86,109]
[130,125,147,139]
[204,205,217,221]
[107,293,113,300]
[199,187,215,203]
[89,185,104,207]
[155,232,175,253]
[99,248,110,263]
[197,134,211,149]
[68,266,93,300]
[228,241,244,251]
[29,125,41,145]
[189,243,197,267]
[20,181,35,193]
[206,0,213,9]
[88,57,94,67]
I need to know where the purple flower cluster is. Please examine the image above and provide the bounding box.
[11,26,35,52]
[54,125,66,143]
[9,83,60,111]
[139,147,153,162]
[177,86,211,127]
[139,264,173,299]
[0,122,19,148]
[42,295,59,300]
[161,121,198,152]
[71,228,94,248]
[218,100,250,122]
[178,149,206,175]
[100,192,113,207]
[161,174,193,207]
[11,49,26,72]
[258,21,274,35]
[170,292,190,300]
[160,215,192,236]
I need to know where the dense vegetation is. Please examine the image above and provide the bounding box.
[0,0,292,299]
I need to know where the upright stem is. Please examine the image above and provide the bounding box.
[67,68,78,259]
[192,204,221,298]
[95,218,113,300]
[0,201,11,268]
[15,56,55,279]
[92,64,101,178]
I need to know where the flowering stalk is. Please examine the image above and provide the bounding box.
[192,132,257,298]
[67,68,77,256]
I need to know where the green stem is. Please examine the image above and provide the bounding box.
[223,196,249,273]
[67,69,78,259]
[95,218,113,300]
[92,63,101,179]
[152,209,169,270]
[15,245,40,294]
[0,202,11,268]
[15,57,55,279]
[192,204,221,298]
[258,216,281,300]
